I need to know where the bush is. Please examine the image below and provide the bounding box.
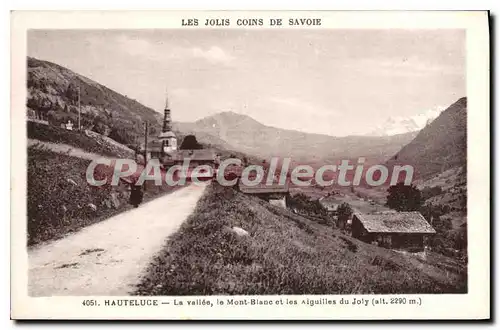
[288,193,326,216]
[421,186,443,200]
[337,202,353,227]
[386,182,423,211]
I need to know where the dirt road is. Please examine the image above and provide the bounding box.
[28,182,208,296]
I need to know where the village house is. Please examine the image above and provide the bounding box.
[351,211,436,252]
[168,149,218,180]
[238,182,290,208]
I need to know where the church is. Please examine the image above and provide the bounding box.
[142,93,178,161]
[141,93,218,176]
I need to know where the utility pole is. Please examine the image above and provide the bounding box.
[143,121,149,193]
[144,121,149,162]
[77,86,81,131]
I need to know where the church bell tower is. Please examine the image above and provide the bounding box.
[158,92,177,156]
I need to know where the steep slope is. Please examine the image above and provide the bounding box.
[387,97,467,179]
[27,57,163,146]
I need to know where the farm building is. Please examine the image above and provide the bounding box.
[158,149,217,181]
[238,182,290,208]
[351,211,436,252]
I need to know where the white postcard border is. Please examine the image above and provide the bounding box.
[10,10,490,320]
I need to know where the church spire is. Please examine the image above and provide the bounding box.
[162,91,171,133]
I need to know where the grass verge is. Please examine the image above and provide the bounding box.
[135,183,467,295]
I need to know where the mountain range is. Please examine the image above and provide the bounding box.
[27,57,419,164]
[367,107,444,136]
[174,111,418,164]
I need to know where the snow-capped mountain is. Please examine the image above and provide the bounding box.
[368,106,445,136]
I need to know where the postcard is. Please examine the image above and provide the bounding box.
[11,10,490,320]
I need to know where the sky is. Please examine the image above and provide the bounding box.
[28,29,465,136]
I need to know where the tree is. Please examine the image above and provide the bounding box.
[46,110,58,125]
[179,135,203,150]
[65,83,79,105]
[385,182,423,211]
[109,127,135,145]
[337,202,353,229]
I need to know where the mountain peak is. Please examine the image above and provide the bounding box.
[448,97,467,111]
[367,105,445,137]
[195,111,262,128]
[213,111,248,120]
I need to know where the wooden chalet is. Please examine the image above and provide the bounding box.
[238,182,290,208]
[351,211,436,252]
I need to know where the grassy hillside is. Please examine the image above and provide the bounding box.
[382,97,467,259]
[387,97,467,180]
[27,121,134,158]
[27,57,262,156]
[135,183,466,295]
[27,57,163,145]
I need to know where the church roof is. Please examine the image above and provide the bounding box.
[158,131,176,138]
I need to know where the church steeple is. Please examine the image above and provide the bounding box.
[162,92,172,133]
[158,90,177,156]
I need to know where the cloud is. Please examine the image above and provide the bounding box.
[115,35,161,59]
[345,57,463,77]
[114,35,234,65]
[191,46,235,64]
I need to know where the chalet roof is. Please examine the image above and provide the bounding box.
[239,182,289,194]
[353,211,436,234]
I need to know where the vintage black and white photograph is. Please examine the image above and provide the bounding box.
[11,10,489,320]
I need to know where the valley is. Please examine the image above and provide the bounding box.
[25,55,468,295]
